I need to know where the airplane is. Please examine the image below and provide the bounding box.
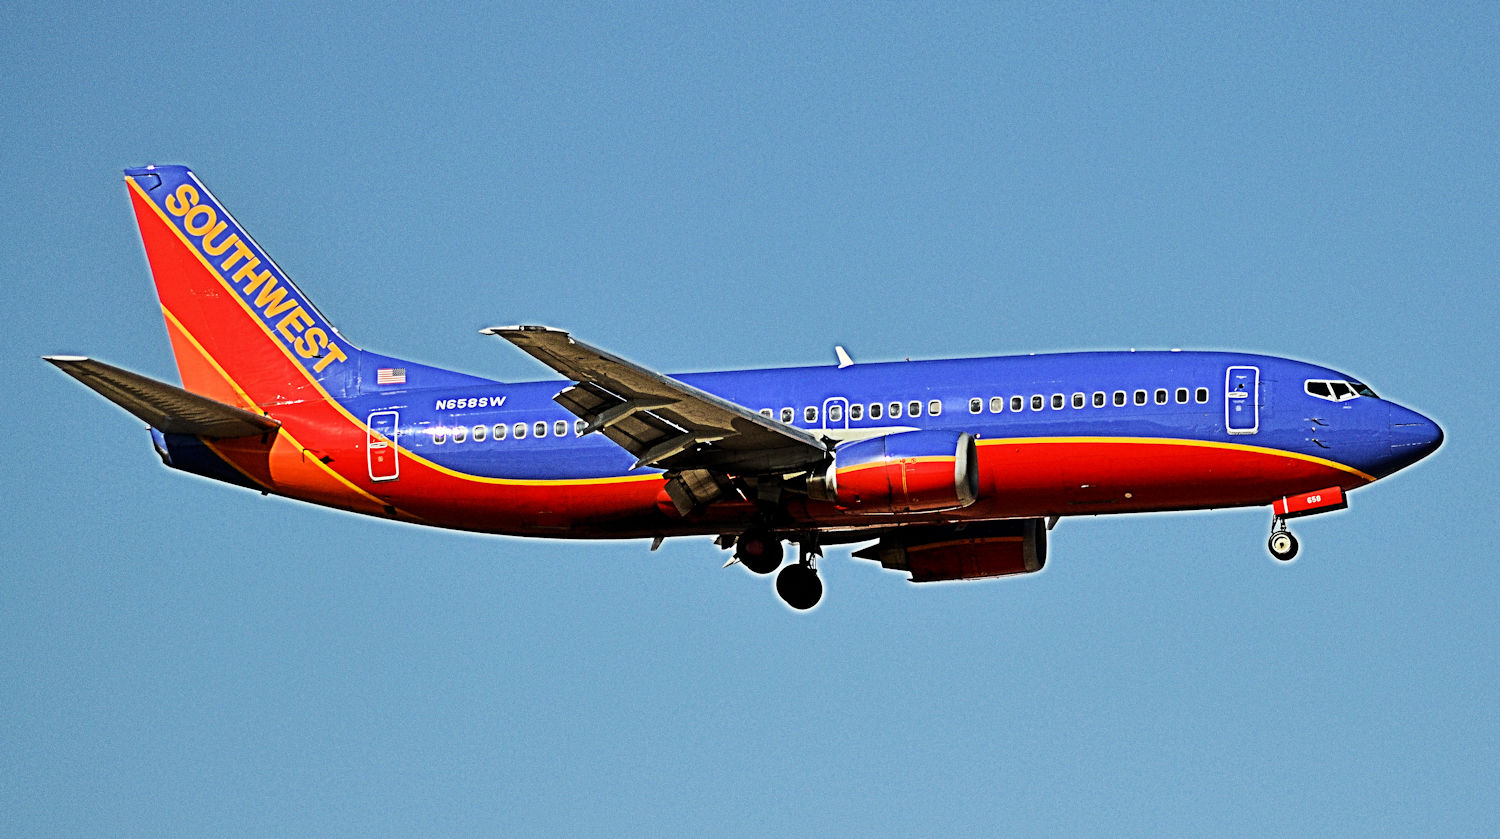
[46,165,1444,610]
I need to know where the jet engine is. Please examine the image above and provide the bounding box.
[852,519,1048,582]
[807,430,978,514]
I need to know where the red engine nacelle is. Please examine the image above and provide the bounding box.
[852,519,1048,582]
[808,430,978,515]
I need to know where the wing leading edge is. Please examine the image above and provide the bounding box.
[483,326,829,475]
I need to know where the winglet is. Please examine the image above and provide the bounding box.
[835,346,854,368]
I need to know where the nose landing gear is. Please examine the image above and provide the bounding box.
[1268,516,1299,562]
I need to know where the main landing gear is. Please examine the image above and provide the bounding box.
[1268,516,1299,562]
[726,528,824,610]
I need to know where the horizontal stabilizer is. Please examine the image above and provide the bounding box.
[44,356,280,438]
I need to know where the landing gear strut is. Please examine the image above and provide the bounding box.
[1268,516,1299,562]
[775,538,823,610]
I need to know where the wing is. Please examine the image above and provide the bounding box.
[44,356,281,438]
[482,326,828,474]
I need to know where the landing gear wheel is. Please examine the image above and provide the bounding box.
[735,531,782,575]
[775,563,823,610]
[1268,530,1299,562]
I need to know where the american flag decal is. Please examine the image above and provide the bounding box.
[376,367,406,385]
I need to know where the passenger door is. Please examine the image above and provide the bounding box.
[1225,367,1259,435]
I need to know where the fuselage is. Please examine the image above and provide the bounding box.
[156,348,1442,540]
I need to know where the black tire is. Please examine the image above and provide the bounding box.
[776,563,823,610]
[1268,531,1299,562]
[736,531,782,575]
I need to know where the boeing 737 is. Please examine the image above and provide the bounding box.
[47,165,1443,609]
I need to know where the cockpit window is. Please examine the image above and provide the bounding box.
[1305,379,1374,402]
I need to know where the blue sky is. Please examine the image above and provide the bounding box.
[3,2,1496,835]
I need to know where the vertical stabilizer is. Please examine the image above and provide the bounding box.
[124,165,360,409]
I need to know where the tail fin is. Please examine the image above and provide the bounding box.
[125,165,360,409]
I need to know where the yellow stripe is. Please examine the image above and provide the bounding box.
[975,435,1375,483]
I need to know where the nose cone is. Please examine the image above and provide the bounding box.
[1387,405,1443,473]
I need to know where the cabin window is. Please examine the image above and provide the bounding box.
[432,428,447,444]
[513,422,527,440]
[759,408,772,418]
[870,402,883,420]
[1155,388,1168,405]
[1176,388,1188,404]
[1134,390,1147,406]
[1031,395,1043,411]
[453,426,467,443]
[1114,391,1126,406]
[1011,396,1023,412]
[928,400,941,416]
[494,423,507,441]
[908,400,921,418]
[1051,394,1064,410]
[969,398,983,414]
[472,424,487,442]
[1195,387,1209,403]
[780,407,794,423]
[990,396,1004,413]
[1072,392,1085,408]
[534,421,548,438]
[805,406,818,423]
[574,420,585,435]
[828,404,843,423]
[850,403,863,421]
[1093,391,1106,408]
[554,420,568,437]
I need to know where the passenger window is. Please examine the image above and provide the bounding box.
[850,403,863,421]
[472,424,487,442]
[534,421,547,438]
[1155,389,1167,405]
[494,423,507,441]
[1072,393,1084,408]
[890,402,902,418]
[1011,396,1023,412]
[453,426,467,443]
[928,400,941,416]
[908,400,921,418]
[969,398,983,414]
[554,420,568,437]
[1134,390,1147,406]
[805,406,818,423]
[990,396,1004,413]
[828,404,843,423]
[870,402,883,420]
[574,420,585,435]
[780,407,794,423]
[514,422,527,439]
[1051,394,1064,410]
[1176,388,1188,404]
[1031,395,1043,411]
[1195,387,1209,403]
[759,408,772,418]
[1093,391,1105,408]
[1114,391,1126,406]
[432,428,447,444]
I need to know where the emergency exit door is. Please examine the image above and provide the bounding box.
[1225,367,1259,435]
[367,410,400,481]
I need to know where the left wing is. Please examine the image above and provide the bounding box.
[483,326,829,475]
